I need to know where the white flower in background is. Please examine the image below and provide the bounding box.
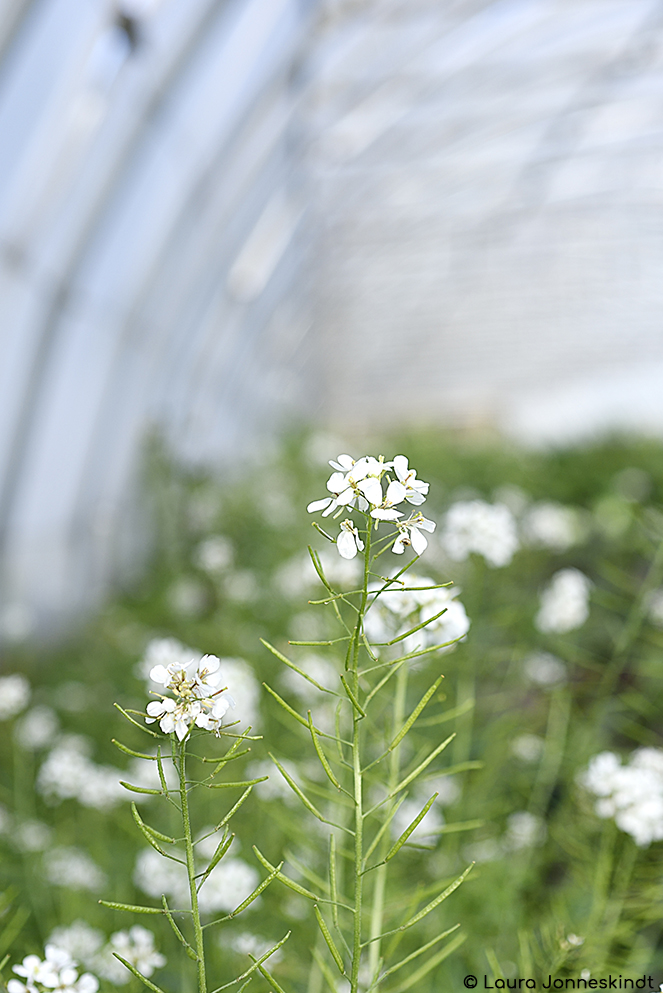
[523,651,567,687]
[194,535,233,574]
[246,759,297,805]
[392,512,436,555]
[646,588,663,628]
[0,674,30,719]
[135,849,189,906]
[109,927,165,979]
[14,820,53,852]
[504,812,546,850]
[279,654,337,699]
[14,705,59,750]
[535,569,591,634]
[198,858,260,914]
[48,922,104,967]
[44,847,107,892]
[441,500,519,568]
[579,749,663,846]
[392,455,429,505]
[139,637,197,682]
[521,502,581,552]
[226,932,284,964]
[215,657,260,729]
[337,520,364,559]
[37,736,124,810]
[511,734,545,763]
[365,576,469,654]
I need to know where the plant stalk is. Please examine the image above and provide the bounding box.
[179,739,207,993]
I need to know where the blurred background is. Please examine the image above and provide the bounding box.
[2,0,663,635]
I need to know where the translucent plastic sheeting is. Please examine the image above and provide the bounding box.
[0,0,314,638]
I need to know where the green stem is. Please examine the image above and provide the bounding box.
[179,740,207,993]
[350,520,372,993]
[367,664,408,982]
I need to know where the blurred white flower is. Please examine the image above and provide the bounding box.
[109,927,165,979]
[646,588,663,628]
[167,577,207,617]
[14,819,53,852]
[504,812,546,850]
[198,858,259,913]
[274,549,361,599]
[139,637,196,681]
[511,734,544,763]
[523,651,567,687]
[134,849,189,905]
[0,674,30,719]
[392,512,436,555]
[442,500,518,568]
[194,535,233,574]
[580,748,663,846]
[279,654,337,699]
[521,502,581,552]
[14,705,59,750]
[365,575,469,654]
[226,931,283,964]
[48,922,105,966]
[215,657,260,729]
[44,847,107,892]
[337,520,364,559]
[222,569,259,603]
[535,569,591,634]
[37,736,124,810]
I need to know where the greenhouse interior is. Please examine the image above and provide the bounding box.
[2,1,663,991]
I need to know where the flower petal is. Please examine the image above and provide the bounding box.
[307,497,332,513]
[358,477,383,505]
[393,455,409,481]
[385,480,406,505]
[337,531,358,559]
[411,527,428,555]
[371,508,403,521]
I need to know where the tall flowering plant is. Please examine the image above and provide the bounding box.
[100,654,287,993]
[261,453,472,993]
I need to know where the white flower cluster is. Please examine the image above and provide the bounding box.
[141,639,259,737]
[48,923,165,986]
[0,674,30,719]
[44,847,107,893]
[364,575,470,655]
[521,502,583,552]
[523,651,567,687]
[535,568,591,634]
[7,945,98,993]
[134,847,259,913]
[37,736,125,810]
[579,749,663,847]
[441,500,519,568]
[307,454,435,558]
[146,653,232,740]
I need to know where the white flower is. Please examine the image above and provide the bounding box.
[10,946,99,993]
[14,820,52,852]
[511,734,544,762]
[146,697,198,741]
[337,520,364,559]
[37,736,124,810]
[194,535,233,574]
[370,480,406,522]
[579,748,663,846]
[441,500,519,568]
[365,575,469,654]
[149,654,224,699]
[535,569,591,634]
[48,923,104,967]
[109,927,165,978]
[392,456,429,505]
[504,812,546,850]
[227,932,283,965]
[392,513,436,555]
[308,454,392,517]
[145,652,238,738]
[521,502,581,552]
[198,858,259,913]
[523,651,567,687]
[0,674,30,719]
[44,848,107,892]
[15,706,59,750]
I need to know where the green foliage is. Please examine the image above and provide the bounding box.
[2,431,663,990]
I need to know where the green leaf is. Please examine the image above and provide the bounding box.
[385,794,438,861]
[389,675,445,751]
[196,831,234,888]
[269,754,326,821]
[120,781,164,796]
[253,846,320,902]
[308,713,343,792]
[114,703,158,737]
[131,803,178,855]
[314,905,345,975]
[112,740,157,761]
[401,865,474,930]
[112,953,168,993]
[261,639,337,696]
[389,932,466,992]
[204,778,267,789]
[215,785,254,829]
[99,901,164,915]
[340,675,366,718]
[161,896,197,961]
[377,924,461,982]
